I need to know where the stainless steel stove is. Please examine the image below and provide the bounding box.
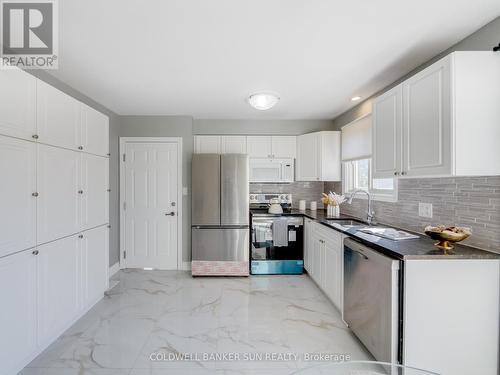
[249,193,303,275]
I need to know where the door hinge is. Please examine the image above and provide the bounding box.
[122,153,126,162]
[123,251,126,259]
[123,202,126,210]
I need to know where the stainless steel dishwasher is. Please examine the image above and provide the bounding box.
[343,238,401,365]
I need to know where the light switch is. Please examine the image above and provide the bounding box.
[183,187,188,196]
[418,202,433,218]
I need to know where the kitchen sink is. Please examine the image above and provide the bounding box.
[324,219,367,232]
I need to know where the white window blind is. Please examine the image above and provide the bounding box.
[341,114,372,161]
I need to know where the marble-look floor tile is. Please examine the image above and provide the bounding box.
[24,270,373,374]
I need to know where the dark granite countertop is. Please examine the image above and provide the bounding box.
[250,208,500,260]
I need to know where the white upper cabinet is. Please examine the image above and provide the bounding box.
[37,144,81,244]
[81,104,109,157]
[403,55,452,177]
[0,249,37,375]
[221,136,247,154]
[0,68,37,141]
[81,225,109,307]
[296,133,319,181]
[297,131,341,181]
[194,135,221,154]
[0,136,37,257]
[37,80,81,151]
[373,85,403,178]
[373,51,500,178]
[247,136,272,157]
[271,136,296,158]
[37,235,81,346]
[81,154,109,230]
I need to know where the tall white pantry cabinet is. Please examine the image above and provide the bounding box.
[0,68,110,375]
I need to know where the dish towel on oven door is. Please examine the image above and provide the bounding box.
[272,218,288,247]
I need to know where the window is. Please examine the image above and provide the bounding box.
[343,158,397,202]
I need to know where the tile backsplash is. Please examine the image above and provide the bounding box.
[250,182,325,209]
[326,176,500,254]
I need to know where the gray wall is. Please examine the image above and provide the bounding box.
[27,71,121,266]
[118,116,193,263]
[331,16,500,129]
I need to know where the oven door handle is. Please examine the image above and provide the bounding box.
[350,248,369,260]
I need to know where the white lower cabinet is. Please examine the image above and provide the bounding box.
[0,226,109,375]
[305,220,344,312]
[81,225,109,307]
[37,234,81,346]
[0,250,37,375]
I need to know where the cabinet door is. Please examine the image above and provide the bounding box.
[373,85,402,178]
[37,80,81,150]
[0,250,37,375]
[402,56,452,177]
[296,133,319,181]
[221,136,247,154]
[318,132,341,181]
[81,104,109,156]
[81,226,108,308]
[37,235,80,346]
[0,136,36,257]
[271,136,296,158]
[0,69,37,140]
[81,154,109,230]
[37,144,80,244]
[324,238,343,311]
[247,136,272,157]
[194,135,221,153]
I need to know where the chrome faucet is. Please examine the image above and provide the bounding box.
[348,190,375,225]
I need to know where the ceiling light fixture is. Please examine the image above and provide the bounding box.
[351,96,361,101]
[248,92,280,111]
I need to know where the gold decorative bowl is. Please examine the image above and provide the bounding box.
[424,226,471,252]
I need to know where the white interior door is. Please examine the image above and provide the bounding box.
[0,136,37,257]
[122,141,179,269]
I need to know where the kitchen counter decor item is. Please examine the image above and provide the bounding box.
[424,225,471,252]
[321,192,346,218]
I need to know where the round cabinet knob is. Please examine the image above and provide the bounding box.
[32,134,39,139]
[78,234,84,239]
[32,250,39,255]
[401,171,407,176]
[32,192,39,197]
[78,146,83,150]
[78,190,84,194]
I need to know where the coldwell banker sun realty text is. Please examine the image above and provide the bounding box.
[0,0,58,69]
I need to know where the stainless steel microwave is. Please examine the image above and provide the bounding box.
[249,158,294,183]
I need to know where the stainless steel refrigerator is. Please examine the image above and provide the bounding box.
[191,154,249,276]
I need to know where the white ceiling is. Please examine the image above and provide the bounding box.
[50,0,500,119]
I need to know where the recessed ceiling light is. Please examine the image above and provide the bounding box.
[351,96,361,101]
[248,93,280,111]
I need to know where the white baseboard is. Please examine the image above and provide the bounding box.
[182,261,191,271]
[109,262,120,277]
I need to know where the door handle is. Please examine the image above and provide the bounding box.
[165,212,175,216]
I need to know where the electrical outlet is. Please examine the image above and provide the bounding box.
[418,202,433,218]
